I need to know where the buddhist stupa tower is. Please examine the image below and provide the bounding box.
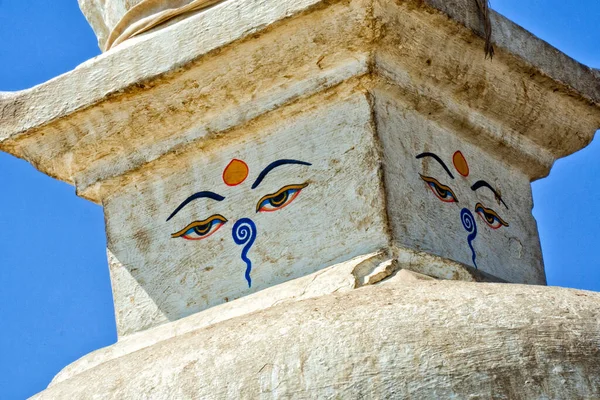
[2,0,600,397]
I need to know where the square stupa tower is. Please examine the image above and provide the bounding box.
[2,0,600,398]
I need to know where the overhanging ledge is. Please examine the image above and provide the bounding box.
[0,0,599,203]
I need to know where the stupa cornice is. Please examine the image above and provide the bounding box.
[0,0,599,204]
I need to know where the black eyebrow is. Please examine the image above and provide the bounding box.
[252,159,312,189]
[471,181,509,209]
[166,191,225,221]
[416,152,454,179]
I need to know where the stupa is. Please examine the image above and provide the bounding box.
[1,0,599,397]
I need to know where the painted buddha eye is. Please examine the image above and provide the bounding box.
[256,183,309,213]
[475,203,509,229]
[420,175,458,203]
[171,214,228,240]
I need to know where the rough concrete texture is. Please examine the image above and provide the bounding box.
[421,0,600,105]
[34,279,600,399]
[4,1,600,396]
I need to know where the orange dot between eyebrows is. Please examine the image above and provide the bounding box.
[223,159,249,186]
[453,151,470,177]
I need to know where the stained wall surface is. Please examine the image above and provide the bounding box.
[105,86,548,336]
[105,94,389,335]
[376,89,545,284]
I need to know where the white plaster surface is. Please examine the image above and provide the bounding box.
[1,0,598,204]
[376,90,545,284]
[1,0,325,142]
[52,251,395,385]
[78,0,145,48]
[105,94,389,335]
[35,279,600,399]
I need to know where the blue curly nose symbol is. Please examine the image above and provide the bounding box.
[232,218,257,287]
[460,208,478,269]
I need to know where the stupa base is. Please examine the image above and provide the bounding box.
[35,257,600,399]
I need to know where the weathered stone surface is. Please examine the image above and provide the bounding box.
[76,0,600,106]
[104,83,542,333]
[97,85,547,336]
[421,0,600,105]
[34,280,600,399]
[48,250,497,385]
[1,0,599,194]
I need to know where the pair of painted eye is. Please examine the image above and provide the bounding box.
[420,175,508,229]
[420,175,458,203]
[171,214,228,241]
[172,183,308,240]
[475,203,509,230]
[255,183,307,213]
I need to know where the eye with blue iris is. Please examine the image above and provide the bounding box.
[420,174,458,203]
[475,203,509,229]
[256,183,309,213]
[171,214,228,240]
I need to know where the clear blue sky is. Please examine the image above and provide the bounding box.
[0,1,599,398]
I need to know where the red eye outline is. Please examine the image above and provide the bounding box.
[256,183,308,213]
[420,175,458,203]
[171,214,228,240]
[475,203,509,229]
